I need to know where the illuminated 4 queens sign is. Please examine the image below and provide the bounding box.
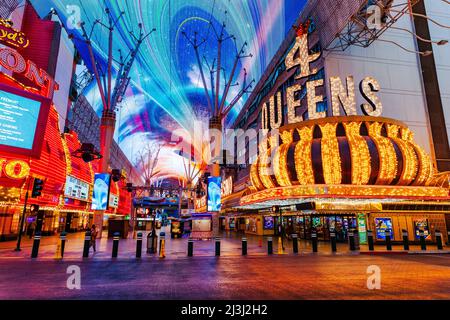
[261,19,383,130]
[171,19,385,167]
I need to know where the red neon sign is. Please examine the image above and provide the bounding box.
[0,19,30,50]
[0,47,58,98]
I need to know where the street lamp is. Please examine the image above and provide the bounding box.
[72,143,102,163]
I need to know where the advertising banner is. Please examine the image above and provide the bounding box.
[0,85,51,157]
[263,216,274,230]
[91,173,111,210]
[357,214,367,244]
[207,176,222,212]
[414,219,431,240]
[64,176,89,201]
[109,194,119,208]
[374,217,393,240]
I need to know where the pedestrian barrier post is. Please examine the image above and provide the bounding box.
[384,229,392,251]
[31,232,41,258]
[330,231,337,252]
[435,230,443,250]
[311,231,318,253]
[188,238,194,257]
[402,229,409,251]
[367,230,374,251]
[112,232,120,258]
[292,234,298,254]
[349,230,356,251]
[82,231,91,258]
[136,232,143,258]
[419,230,427,251]
[215,237,221,256]
[242,237,247,256]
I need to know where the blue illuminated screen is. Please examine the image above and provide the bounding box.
[207,177,222,212]
[0,89,41,150]
[91,173,111,210]
[375,218,393,240]
[263,216,274,230]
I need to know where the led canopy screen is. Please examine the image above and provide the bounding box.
[0,86,50,157]
[207,177,222,212]
[91,173,111,210]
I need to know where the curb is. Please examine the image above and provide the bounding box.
[408,250,450,255]
[360,250,450,255]
[360,251,408,255]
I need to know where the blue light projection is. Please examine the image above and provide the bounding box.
[31,0,307,180]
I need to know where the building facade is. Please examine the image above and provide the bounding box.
[0,1,137,240]
[218,0,450,244]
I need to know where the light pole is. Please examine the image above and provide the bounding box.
[14,177,32,251]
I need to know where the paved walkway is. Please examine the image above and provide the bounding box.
[0,254,449,299]
[1,228,448,260]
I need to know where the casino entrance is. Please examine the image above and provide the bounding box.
[274,213,358,243]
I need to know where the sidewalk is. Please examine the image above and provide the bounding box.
[0,228,448,260]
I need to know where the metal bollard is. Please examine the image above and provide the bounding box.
[330,231,337,252]
[292,234,298,254]
[147,232,157,254]
[267,237,273,255]
[82,231,91,258]
[367,230,374,251]
[31,232,41,258]
[55,231,67,260]
[384,229,392,251]
[215,237,221,256]
[348,230,356,251]
[60,231,67,258]
[136,232,143,258]
[188,238,194,257]
[159,232,165,258]
[402,229,409,251]
[311,231,318,253]
[242,237,247,256]
[419,230,426,251]
[435,230,443,250]
[112,232,120,258]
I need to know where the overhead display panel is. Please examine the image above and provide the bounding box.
[64,176,90,201]
[0,84,51,158]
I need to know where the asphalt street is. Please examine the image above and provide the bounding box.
[0,254,449,300]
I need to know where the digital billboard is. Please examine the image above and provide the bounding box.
[263,216,274,230]
[91,173,111,210]
[109,194,119,209]
[414,219,431,240]
[64,176,89,201]
[207,176,222,212]
[375,218,393,240]
[0,84,50,158]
